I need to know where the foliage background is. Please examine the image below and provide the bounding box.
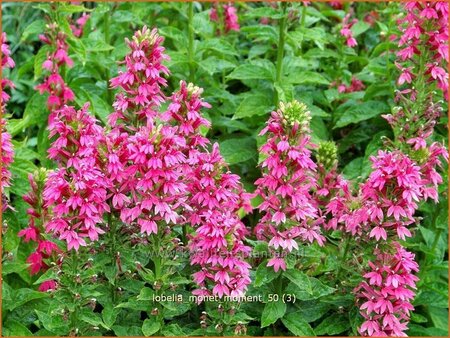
[1,1,448,336]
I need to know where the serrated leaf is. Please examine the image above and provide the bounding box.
[219,137,256,164]
[351,21,370,37]
[286,71,330,85]
[21,20,46,41]
[261,300,286,328]
[254,262,279,287]
[334,101,389,129]
[284,270,312,294]
[233,94,272,119]
[102,305,120,329]
[315,313,350,335]
[281,312,315,336]
[227,64,274,81]
[142,318,161,336]
[33,268,57,285]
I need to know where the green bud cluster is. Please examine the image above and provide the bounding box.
[279,100,311,132]
[409,147,430,165]
[317,141,338,170]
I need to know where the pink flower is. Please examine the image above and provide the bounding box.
[340,13,358,49]
[38,280,58,292]
[210,3,239,34]
[18,226,39,242]
[267,257,286,273]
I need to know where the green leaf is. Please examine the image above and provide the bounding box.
[334,101,389,129]
[219,137,256,165]
[33,268,57,285]
[142,318,161,336]
[3,319,33,336]
[281,312,315,336]
[233,94,272,119]
[315,313,350,335]
[227,64,274,81]
[35,310,69,334]
[102,305,120,329]
[34,45,51,80]
[79,309,107,329]
[245,7,284,19]
[284,270,312,294]
[21,20,46,41]
[261,300,286,328]
[137,287,154,301]
[254,262,279,287]
[351,21,370,37]
[286,71,330,85]
[161,324,185,336]
[83,39,114,52]
[59,4,92,13]
[198,38,238,56]
[112,325,143,336]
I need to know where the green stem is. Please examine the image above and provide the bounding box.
[275,3,287,84]
[298,5,307,56]
[108,212,117,304]
[71,253,79,334]
[104,12,112,104]
[431,227,443,253]
[274,2,288,104]
[188,1,195,83]
[336,236,351,280]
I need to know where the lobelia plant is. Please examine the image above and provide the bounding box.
[3,1,448,337]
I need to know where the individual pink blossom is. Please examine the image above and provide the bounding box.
[335,76,365,93]
[255,101,325,271]
[355,243,419,337]
[267,257,286,272]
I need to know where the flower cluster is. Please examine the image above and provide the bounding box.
[19,170,60,282]
[70,13,90,38]
[109,26,169,128]
[1,33,15,210]
[336,76,365,94]
[43,104,110,251]
[255,100,324,272]
[340,13,358,48]
[210,3,240,34]
[355,243,419,336]
[189,144,251,299]
[396,2,448,97]
[36,23,75,119]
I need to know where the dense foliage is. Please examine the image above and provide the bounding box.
[1,1,448,337]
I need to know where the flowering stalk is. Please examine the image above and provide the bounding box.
[19,170,61,285]
[255,100,325,273]
[210,2,240,35]
[35,21,75,123]
[0,33,15,211]
[340,12,358,48]
[188,144,251,299]
[44,104,110,251]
